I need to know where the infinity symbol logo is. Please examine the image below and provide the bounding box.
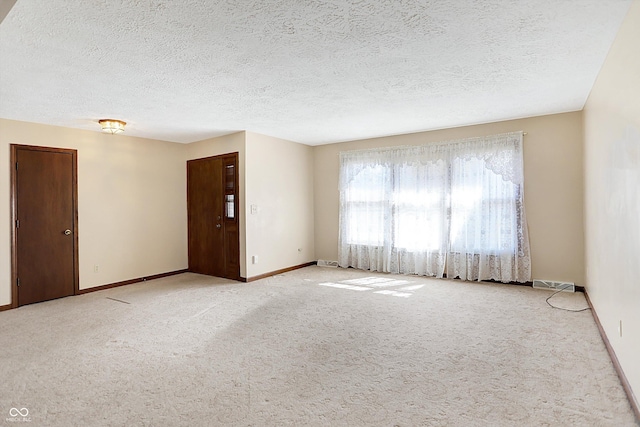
[9,408,29,417]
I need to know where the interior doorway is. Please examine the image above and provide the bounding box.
[187,152,240,280]
[11,144,79,307]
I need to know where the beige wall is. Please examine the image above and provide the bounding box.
[313,112,585,284]
[245,131,315,278]
[184,131,316,279]
[0,125,315,303]
[0,119,188,305]
[583,0,640,402]
[185,132,247,278]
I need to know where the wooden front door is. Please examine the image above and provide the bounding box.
[11,145,79,307]
[187,153,240,280]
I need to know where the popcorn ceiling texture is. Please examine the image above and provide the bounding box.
[0,0,632,145]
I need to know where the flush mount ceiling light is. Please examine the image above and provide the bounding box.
[98,119,126,134]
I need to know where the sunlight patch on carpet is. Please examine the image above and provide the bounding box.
[317,277,423,298]
[318,282,372,291]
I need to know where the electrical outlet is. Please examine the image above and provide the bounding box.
[94,265,99,273]
[251,204,258,215]
[252,255,258,264]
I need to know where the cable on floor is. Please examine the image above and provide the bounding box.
[545,285,590,312]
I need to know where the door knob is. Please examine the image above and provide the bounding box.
[216,224,221,228]
[64,229,72,235]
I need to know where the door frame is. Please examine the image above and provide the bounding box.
[10,144,80,308]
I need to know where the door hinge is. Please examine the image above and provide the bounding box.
[15,219,19,229]
[15,162,18,170]
[17,278,20,287]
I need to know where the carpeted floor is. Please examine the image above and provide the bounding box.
[0,266,636,426]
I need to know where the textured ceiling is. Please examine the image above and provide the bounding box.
[0,0,632,145]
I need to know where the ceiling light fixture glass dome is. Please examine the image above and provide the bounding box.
[98,119,126,134]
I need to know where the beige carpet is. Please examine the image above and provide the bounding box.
[0,266,636,426]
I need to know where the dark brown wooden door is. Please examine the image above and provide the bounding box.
[187,153,239,280]
[12,145,78,306]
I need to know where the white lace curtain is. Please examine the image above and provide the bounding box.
[338,132,531,283]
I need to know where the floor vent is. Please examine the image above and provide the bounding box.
[317,260,339,268]
[533,280,575,292]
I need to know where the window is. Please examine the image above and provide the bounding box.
[449,157,520,253]
[343,164,387,246]
[339,132,530,283]
[225,164,235,219]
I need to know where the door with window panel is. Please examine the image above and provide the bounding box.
[187,152,240,280]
